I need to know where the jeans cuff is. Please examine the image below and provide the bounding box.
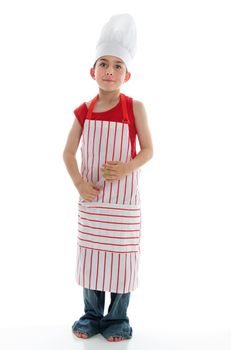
[100,326,133,339]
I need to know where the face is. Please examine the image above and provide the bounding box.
[90,56,131,91]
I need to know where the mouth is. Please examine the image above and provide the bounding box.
[103,79,115,83]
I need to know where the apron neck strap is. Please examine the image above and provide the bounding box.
[120,93,129,123]
[86,94,98,119]
[86,93,129,124]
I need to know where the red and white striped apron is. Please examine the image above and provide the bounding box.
[75,93,141,293]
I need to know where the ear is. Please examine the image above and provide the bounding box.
[90,68,95,80]
[124,72,131,83]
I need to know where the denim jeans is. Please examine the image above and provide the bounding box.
[72,288,133,339]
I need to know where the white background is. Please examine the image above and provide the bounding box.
[0,0,231,349]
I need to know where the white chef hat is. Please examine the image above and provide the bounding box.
[94,13,137,70]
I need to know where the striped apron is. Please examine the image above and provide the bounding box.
[75,93,141,293]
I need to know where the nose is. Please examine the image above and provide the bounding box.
[106,66,113,75]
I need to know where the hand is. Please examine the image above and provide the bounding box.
[76,179,103,202]
[100,161,130,181]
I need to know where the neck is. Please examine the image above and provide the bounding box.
[98,89,121,104]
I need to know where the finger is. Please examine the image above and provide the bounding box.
[104,167,117,173]
[105,161,119,165]
[104,165,117,170]
[104,174,119,180]
[104,174,115,178]
[101,165,110,171]
[93,189,102,193]
[104,173,117,178]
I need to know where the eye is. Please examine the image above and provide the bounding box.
[99,62,106,67]
[115,65,122,69]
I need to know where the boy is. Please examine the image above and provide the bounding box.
[63,14,153,342]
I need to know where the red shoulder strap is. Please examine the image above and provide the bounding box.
[86,95,98,119]
[120,93,129,124]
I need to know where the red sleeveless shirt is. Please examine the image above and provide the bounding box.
[73,94,137,159]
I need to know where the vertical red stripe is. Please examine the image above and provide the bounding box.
[89,249,93,289]
[83,248,87,288]
[102,178,107,202]
[123,254,127,293]
[90,121,97,182]
[123,176,128,204]
[135,171,138,205]
[109,253,114,291]
[119,123,124,160]
[104,121,111,163]
[102,122,111,202]
[95,250,100,290]
[80,141,84,178]
[128,253,132,291]
[77,247,81,285]
[96,121,103,201]
[102,251,107,291]
[111,123,117,161]
[129,172,134,204]
[116,124,125,203]
[116,254,121,293]
[125,130,130,162]
[109,123,118,203]
[122,128,130,204]
[86,121,91,181]
[97,121,103,181]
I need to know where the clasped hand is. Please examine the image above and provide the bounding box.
[76,161,130,202]
[101,160,129,181]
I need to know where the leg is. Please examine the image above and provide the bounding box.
[72,288,105,338]
[100,292,133,342]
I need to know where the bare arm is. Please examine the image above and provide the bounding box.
[127,100,154,173]
[62,118,83,188]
